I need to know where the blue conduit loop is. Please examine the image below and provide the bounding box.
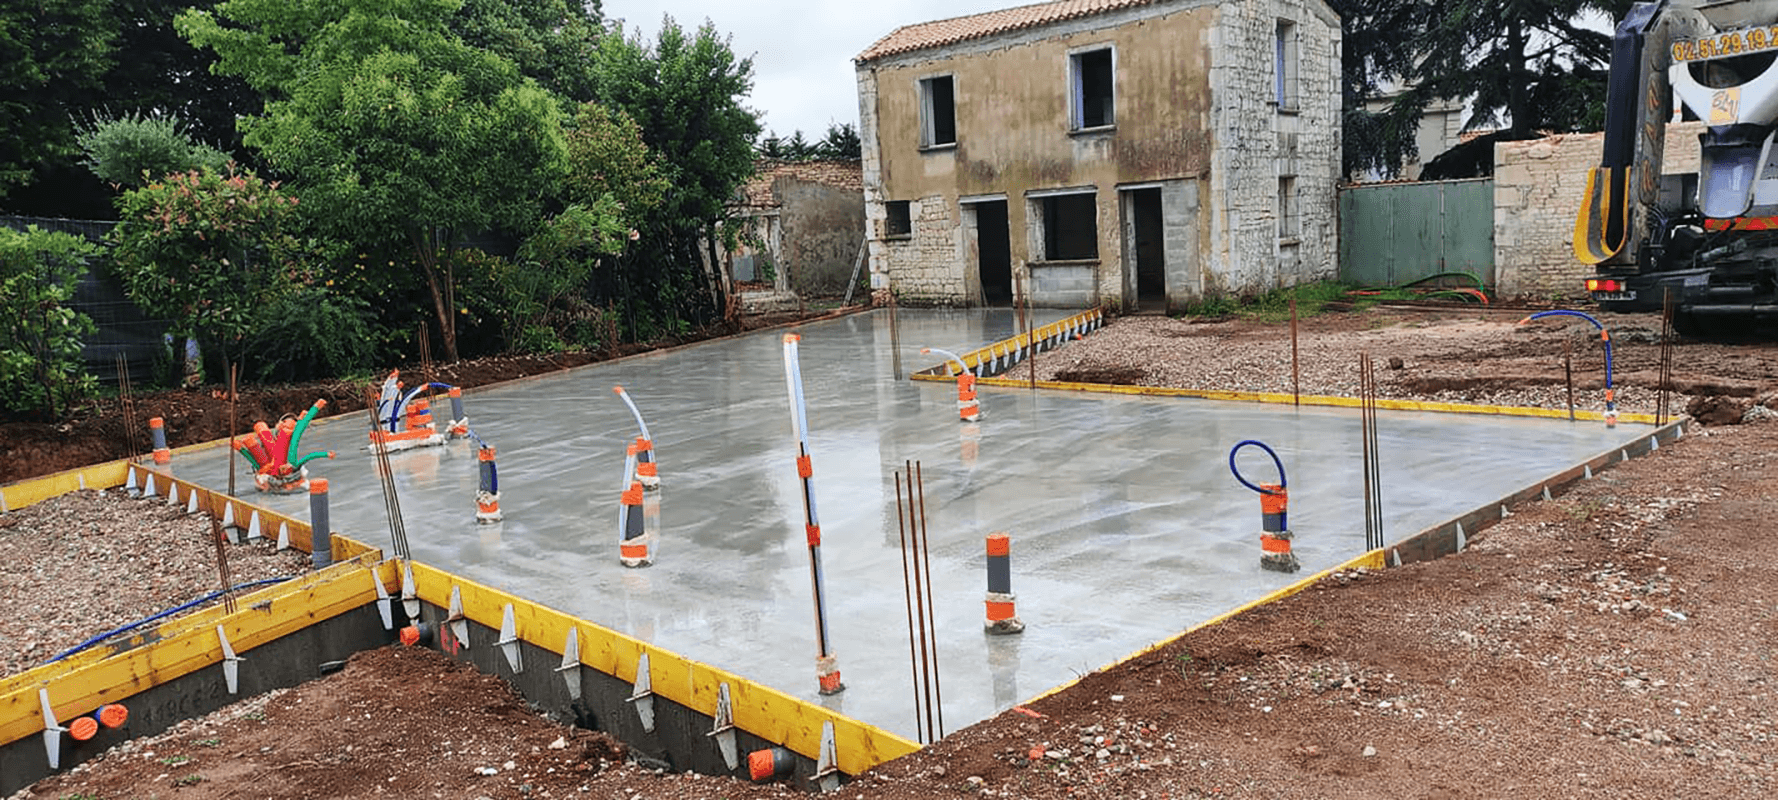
[1228,439,1288,496]
[1521,310,1617,426]
[47,576,296,664]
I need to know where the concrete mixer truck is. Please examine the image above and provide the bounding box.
[1575,0,1778,334]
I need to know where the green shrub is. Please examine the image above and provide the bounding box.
[77,112,229,188]
[0,226,100,420]
[238,285,375,383]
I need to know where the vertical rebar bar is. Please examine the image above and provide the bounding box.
[1564,338,1576,422]
[209,503,236,615]
[903,460,935,742]
[894,471,925,743]
[889,288,903,381]
[227,363,238,498]
[1658,288,1676,426]
[915,461,945,738]
[1290,296,1301,406]
[1360,353,1374,551]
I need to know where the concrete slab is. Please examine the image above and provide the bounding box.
[165,309,1651,741]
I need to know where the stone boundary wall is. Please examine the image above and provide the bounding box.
[1494,122,1702,299]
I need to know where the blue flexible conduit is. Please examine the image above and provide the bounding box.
[1229,439,1287,495]
[1524,310,1613,390]
[388,382,457,432]
[46,576,295,664]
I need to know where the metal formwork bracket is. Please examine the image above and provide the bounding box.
[554,627,583,702]
[706,682,738,770]
[815,719,840,792]
[401,562,421,622]
[371,567,393,630]
[217,625,244,694]
[626,652,656,732]
[447,586,469,649]
[39,689,67,770]
[496,603,523,673]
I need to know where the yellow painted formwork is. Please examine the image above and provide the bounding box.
[0,554,392,747]
[402,559,920,775]
[908,314,1662,426]
[912,308,1106,379]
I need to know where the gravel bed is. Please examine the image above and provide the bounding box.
[1,488,311,675]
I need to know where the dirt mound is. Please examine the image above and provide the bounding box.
[1054,366,1147,385]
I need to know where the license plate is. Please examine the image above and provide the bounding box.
[1594,290,1636,301]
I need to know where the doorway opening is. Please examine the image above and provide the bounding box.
[972,199,1012,305]
[1125,187,1165,311]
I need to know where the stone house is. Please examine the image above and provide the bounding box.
[720,160,866,312]
[855,0,1342,311]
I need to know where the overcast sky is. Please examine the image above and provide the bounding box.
[601,1,1015,138]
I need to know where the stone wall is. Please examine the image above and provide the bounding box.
[1494,122,1702,299]
[879,194,969,303]
[1205,0,1342,296]
[778,177,865,296]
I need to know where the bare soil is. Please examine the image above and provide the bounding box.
[11,305,1778,799]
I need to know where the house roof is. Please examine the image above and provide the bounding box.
[734,160,863,209]
[857,0,1160,63]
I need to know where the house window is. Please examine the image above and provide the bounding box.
[1070,47,1115,130]
[885,200,913,238]
[919,75,956,147]
[1036,192,1098,260]
[1277,177,1299,240]
[1274,20,1298,110]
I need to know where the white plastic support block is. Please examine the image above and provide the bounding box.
[1650,435,1659,450]
[1542,486,1554,502]
[276,522,290,551]
[246,510,263,542]
[627,652,656,733]
[125,466,139,496]
[372,568,393,630]
[1455,523,1467,552]
[447,586,469,649]
[496,603,523,674]
[1584,464,1593,480]
[401,562,420,622]
[707,682,737,770]
[40,689,66,770]
[1501,504,1511,518]
[217,625,243,694]
[554,627,583,702]
[1390,548,1402,568]
[143,472,157,499]
[1622,449,1631,462]
[815,719,840,792]
[78,473,86,490]
[166,483,181,507]
[186,488,200,514]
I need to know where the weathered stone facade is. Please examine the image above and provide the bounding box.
[856,0,1342,311]
[719,159,865,297]
[1494,122,1703,299]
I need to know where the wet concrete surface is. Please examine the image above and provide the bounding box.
[166,309,1653,741]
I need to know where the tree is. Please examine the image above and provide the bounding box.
[1337,0,1628,179]
[179,0,568,361]
[589,17,761,332]
[0,0,114,202]
[815,122,861,160]
[452,0,604,104]
[109,165,307,377]
[0,225,99,420]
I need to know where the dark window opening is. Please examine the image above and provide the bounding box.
[920,76,956,147]
[1072,49,1115,129]
[885,200,912,237]
[1041,193,1098,260]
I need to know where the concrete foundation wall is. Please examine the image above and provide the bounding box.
[1494,121,1704,299]
[0,606,391,796]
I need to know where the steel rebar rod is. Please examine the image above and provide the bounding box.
[915,461,945,739]
[893,470,925,743]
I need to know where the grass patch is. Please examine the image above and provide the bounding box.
[1180,281,1422,323]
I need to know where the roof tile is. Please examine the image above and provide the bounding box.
[857,0,1159,62]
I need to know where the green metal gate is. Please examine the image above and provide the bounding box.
[1339,178,1494,288]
